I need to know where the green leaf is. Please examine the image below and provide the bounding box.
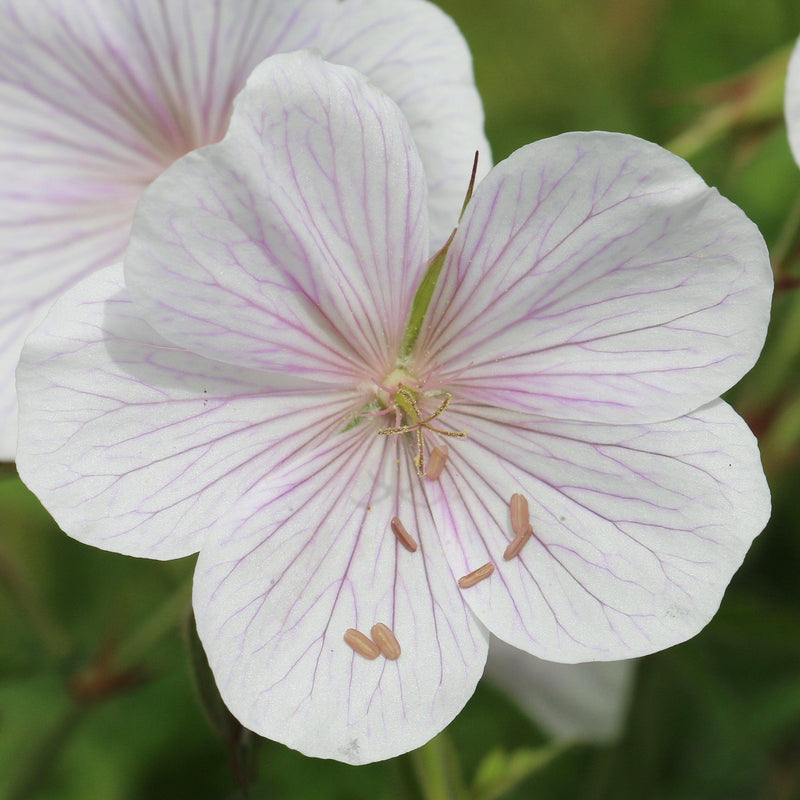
[471,743,566,800]
[399,229,456,360]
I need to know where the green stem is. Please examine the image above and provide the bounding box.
[0,546,70,660]
[113,577,192,672]
[666,103,744,161]
[3,704,89,800]
[740,295,800,414]
[666,43,789,161]
[771,188,800,279]
[410,732,468,800]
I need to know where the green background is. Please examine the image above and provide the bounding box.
[3,0,800,797]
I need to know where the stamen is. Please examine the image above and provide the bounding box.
[429,428,467,439]
[509,493,530,536]
[420,392,451,423]
[391,516,418,552]
[503,524,533,561]
[370,623,401,660]
[425,445,449,480]
[344,628,380,659]
[458,562,495,589]
[415,426,425,475]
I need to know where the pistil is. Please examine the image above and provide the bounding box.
[377,384,466,476]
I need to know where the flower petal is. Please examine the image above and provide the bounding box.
[421,132,772,424]
[193,428,489,764]
[16,263,355,560]
[786,35,800,167]
[0,0,333,459]
[320,0,491,249]
[484,638,635,741]
[424,400,769,662]
[4,0,483,457]
[126,51,429,383]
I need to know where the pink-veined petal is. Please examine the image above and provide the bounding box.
[0,200,130,461]
[484,638,635,741]
[420,132,772,425]
[193,428,489,764]
[423,400,769,662]
[126,51,429,383]
[786,35,800,167]
[3,0,485,458]
[0,0,333,179]
[0,0,333,459]
[320,0,491,249]
[16,263,355,560]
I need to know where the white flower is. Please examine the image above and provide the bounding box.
[17,52,771,763]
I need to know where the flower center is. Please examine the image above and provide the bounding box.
[375,377,466,477]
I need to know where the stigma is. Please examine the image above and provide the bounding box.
[375,379,466,477]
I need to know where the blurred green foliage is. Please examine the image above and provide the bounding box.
[3,0,800,798]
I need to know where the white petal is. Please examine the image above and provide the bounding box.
[484,639,635,742]
[16,263,354,560]
[424,400,769,662]
[420,132,772,425]
[786,35,800,167]
[193,429,488,764]
[321,0,491,249]
[0,0,335,458]
[126,51,428,382]
[1,0,485,457]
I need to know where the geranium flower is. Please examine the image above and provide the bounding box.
[17,52,771,762]
[786,35,800,166]
[0,0,489,459]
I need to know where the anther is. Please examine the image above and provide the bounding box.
[391,516,418,552]
[503,524,532,561]
[370,623,401,660]
[458,562,495,589]
[509,493,529,537]
[344,628,380,659]
[425,445,449,480]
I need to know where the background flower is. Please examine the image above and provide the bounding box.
[0,0,489,459]
[786,34,800,167]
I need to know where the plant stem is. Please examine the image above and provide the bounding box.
[410,732,468,800]
[113,577,192,672]
[666,43,789,161]
[3,704,89,800]
[771,188,800,279]
[0,546,70,660]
